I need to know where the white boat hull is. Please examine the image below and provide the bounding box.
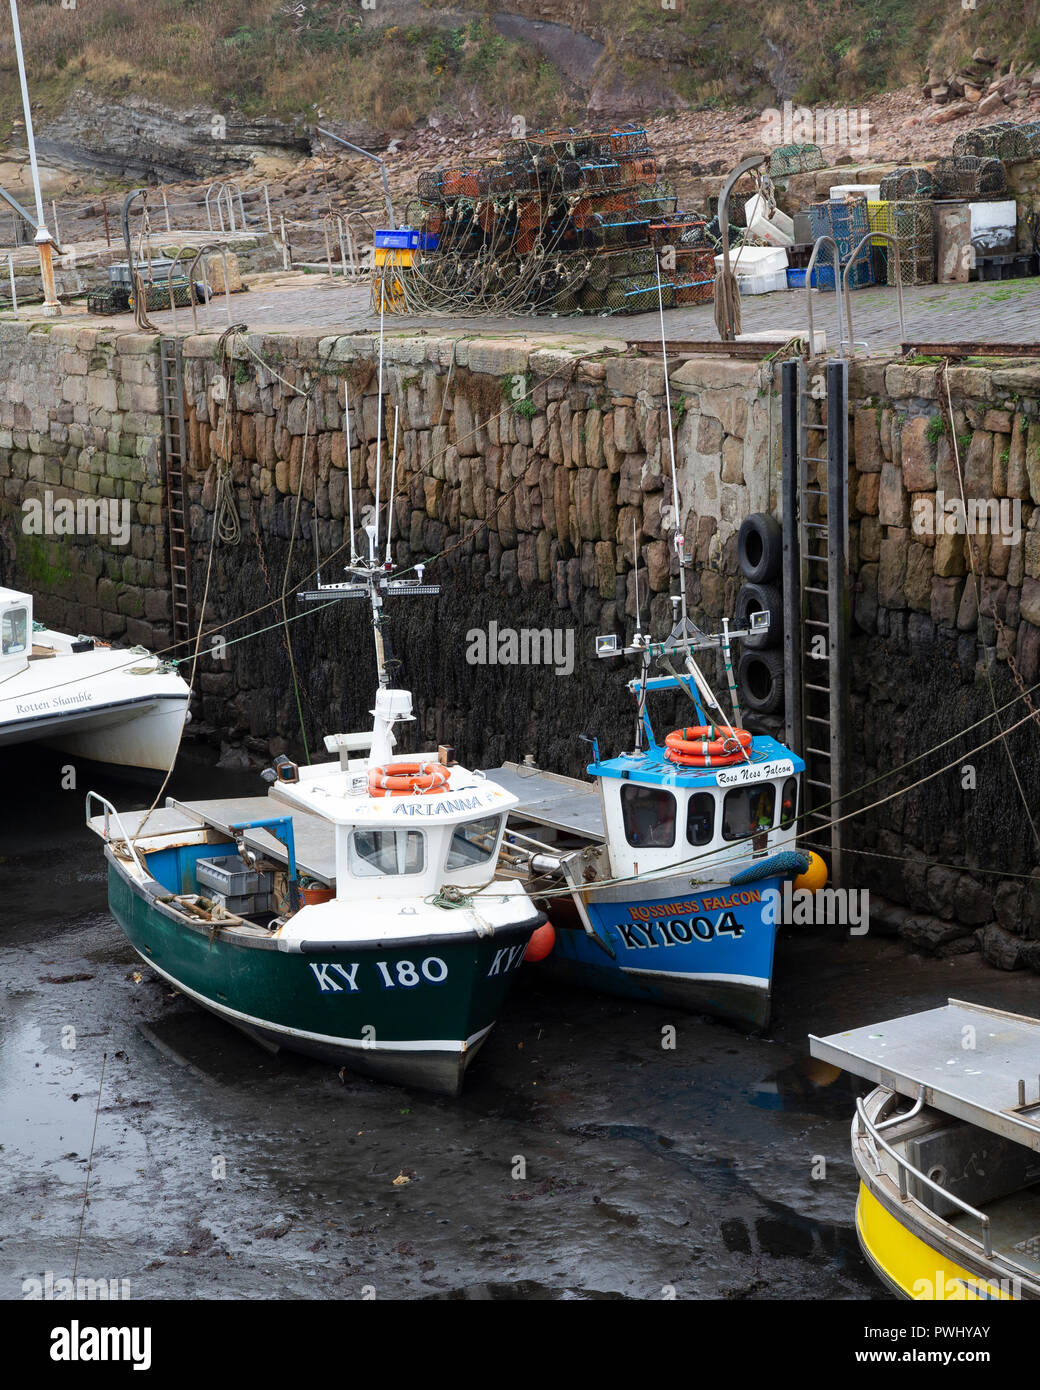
[4,691,189,771]
[0,617,190,773]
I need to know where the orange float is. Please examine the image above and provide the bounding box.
[664,725,752,767]
[368,762,451,797]
[523,923,556,962]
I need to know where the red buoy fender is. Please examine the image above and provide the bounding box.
[523,923,556,963]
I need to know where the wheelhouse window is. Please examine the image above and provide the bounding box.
[686,792,715,846]
[721,785,776,842]
[621,784,676,849]
[446,815,502,870]
[779,777,798,830]
[349,829,425,878]
[1,607,27,655]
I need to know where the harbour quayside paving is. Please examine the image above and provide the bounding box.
[1,7,1040,1350]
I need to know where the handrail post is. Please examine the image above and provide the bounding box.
[804,234,843,358]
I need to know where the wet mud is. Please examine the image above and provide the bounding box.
[3,743,1036,1301]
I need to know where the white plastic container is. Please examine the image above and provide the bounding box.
[715,245,789,279]
[743,195,794,246]
[829,183,881,201]
[737,268,790,295]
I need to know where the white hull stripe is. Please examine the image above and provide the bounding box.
[620,967,769,990]
[134,950,493,1054]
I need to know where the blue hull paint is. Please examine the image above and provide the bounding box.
[549,876,780,1028]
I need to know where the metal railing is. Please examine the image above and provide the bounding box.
[85,791,145,875]
[187,243,233,331]
[804,235,844,359]
[841,232,905,358]
[855,1094,994,1259]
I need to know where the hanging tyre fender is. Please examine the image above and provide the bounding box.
[737,512,783,583]
[737,648,785,715]
[735,581,782,650]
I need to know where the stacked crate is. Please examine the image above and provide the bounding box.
[807,198,875,290]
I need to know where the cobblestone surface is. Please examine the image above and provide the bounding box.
[71,270,1040,354]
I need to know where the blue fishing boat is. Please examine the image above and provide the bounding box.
[495,623,817,1028]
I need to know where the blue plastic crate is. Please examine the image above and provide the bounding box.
[829,199,869,261]
[375,227,421,250]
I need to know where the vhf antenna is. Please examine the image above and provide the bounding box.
[344,379,358,564]
[656,249,689,646]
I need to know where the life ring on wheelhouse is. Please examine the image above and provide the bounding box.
[664,725,752,767]
[368,762,451,797]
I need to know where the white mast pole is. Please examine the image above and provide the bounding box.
[344,381,358,564]
[656,251,686,637]
[373,293,385,554]
[9,0,60,316]
[384,405,399,566]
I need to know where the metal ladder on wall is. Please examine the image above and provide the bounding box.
[781,358,849,888]
[159,337,192,652]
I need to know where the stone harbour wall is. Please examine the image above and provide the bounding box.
[0,322,171,648]
[0,321,1038,971]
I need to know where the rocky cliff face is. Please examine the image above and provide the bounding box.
[35,90,313,183]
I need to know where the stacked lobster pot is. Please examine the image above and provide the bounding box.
[870,168,937,287]
[807,198,875,290]
[394,126,714,316]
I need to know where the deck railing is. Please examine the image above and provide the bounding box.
[855,1093,994,1259]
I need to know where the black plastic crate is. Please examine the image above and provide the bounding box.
[973,253,1039,281]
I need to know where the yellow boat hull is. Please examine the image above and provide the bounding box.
[856,1184,1019,1300]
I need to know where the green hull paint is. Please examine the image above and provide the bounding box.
[108,859,536,1095]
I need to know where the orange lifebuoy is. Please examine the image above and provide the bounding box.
[664,725,752,767]
[367,762,451,797]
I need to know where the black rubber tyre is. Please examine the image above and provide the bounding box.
[734,582,782,651]
[738,512,783,583]
[738,647,785,715]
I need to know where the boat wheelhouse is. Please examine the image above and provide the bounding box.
[811,1000,1040,1299]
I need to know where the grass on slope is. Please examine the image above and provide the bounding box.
[0,0,1038,138]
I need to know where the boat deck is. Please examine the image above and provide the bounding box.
[811,999,1040,1152]
[91,795,338,884]
[483,763,604,842]
[949,1185,1040,1277]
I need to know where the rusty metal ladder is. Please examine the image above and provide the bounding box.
[781,358,850,887]
[159,336,192,652]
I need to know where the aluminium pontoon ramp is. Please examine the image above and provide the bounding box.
[168,795,338,884]
[810,999,1040,1151]
[482,762,605,842]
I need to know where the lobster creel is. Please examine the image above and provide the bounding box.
[664,726,753,767]
[368,762,451,797]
